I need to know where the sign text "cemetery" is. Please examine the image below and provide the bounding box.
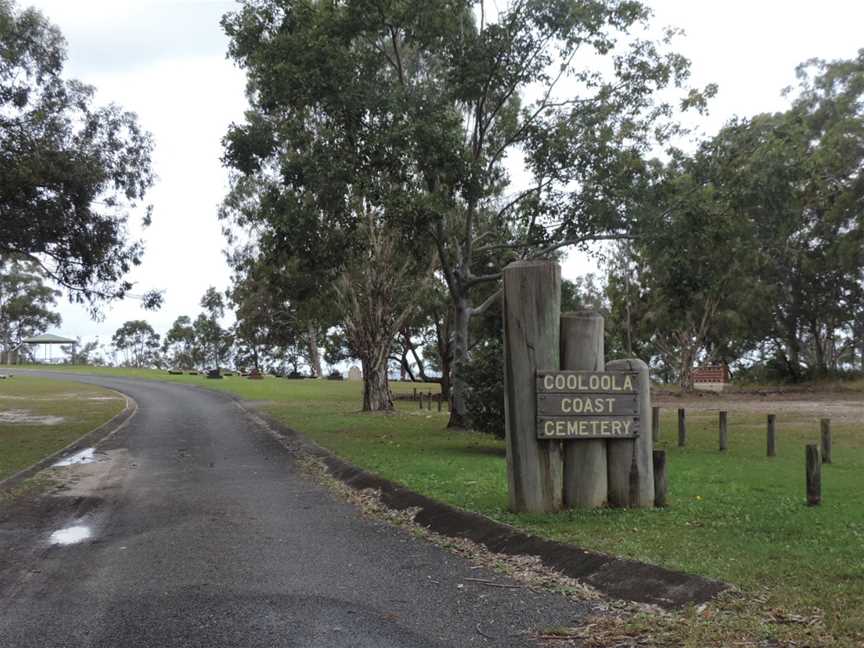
[535,371,640,440]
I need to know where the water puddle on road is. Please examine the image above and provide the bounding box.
[53,448,98,467]
[49,526,92,546]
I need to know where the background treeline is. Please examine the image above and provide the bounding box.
[2,1,861,434]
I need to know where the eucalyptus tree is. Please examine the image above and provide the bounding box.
[112,320,160,368]
[0,256,61,355]
[222,0,710,426]
[0,2,158,310]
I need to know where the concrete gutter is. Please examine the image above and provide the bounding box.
[0,390,138,492]
[239,402,729,609]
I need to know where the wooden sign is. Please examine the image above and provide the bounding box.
[536,371,640,439]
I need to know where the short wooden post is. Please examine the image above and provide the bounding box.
[560,312,607,509]
[413,387,417,401]
[652,406,660,443]
[719,411,728,452]
[653,450,667,508]
[820,419,832,464]
[418,392,423,410]
[677,408,686,447]
[437,393,442,412]
[427,391,432,410]
[767,414,776,457]
[503,260,564,513]
[607,358,653,508]
[806,444,821,506]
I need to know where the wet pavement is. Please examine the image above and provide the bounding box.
[0,374,591,647]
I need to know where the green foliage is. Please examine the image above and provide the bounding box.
[111,320,160,368]
[0,256,60,351]
[0,2,156,308]
[462,338,504,438]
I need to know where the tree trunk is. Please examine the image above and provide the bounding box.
[361,356,393,411]
[678,344,695,391]
[306,324,322,377]
[447,295,471,428]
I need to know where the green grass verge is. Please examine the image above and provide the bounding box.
[0,376,127,480]
[7,366,863,644]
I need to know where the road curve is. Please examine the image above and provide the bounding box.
[0,374,590,647]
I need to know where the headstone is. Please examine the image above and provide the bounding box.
[348,366,362,381]
[206,369,223,380]
[248,368,263,380]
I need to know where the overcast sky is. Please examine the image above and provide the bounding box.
[22,0,864,351]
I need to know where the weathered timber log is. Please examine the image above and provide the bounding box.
[503,260,563,513]
[678,408,686,447]
[821,419,832,464]
[606,358,653,508]
[719,411,728,452]
[560,311,608,509]
[806,444,821,506]
[767,414,777,457]
[653,449,667,508]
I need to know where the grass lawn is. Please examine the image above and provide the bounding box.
[6,365,863,644]
[0,376,127,480]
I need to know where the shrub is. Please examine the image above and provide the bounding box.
[463,338,505,438]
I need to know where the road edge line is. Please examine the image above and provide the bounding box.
[233,400,729,609]
[0,389,138,493]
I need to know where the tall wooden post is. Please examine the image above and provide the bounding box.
[652,406,661,442]
[719,411,728,451]
[806,444,821,506]
[560,312,608,508]
[503,260,564,513]
[605,358,653,508]
[767,414,776,457]
[820,419,832,464]
[653,450,667,508]
[678,408,686,447]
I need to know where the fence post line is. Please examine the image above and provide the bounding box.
[560,312,608,509]
[502,260,564,513]
[719,411,728,452]
[678,408,686,447]
[820,419,832,464]
[767,414,776,457]
[806,444,821,506]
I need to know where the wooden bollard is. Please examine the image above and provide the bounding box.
[607,358,653,508]
[653,450,667,508]
[413,387,417,401]
[437,393,442,412]
[652,406,660,442]
[806,444,821,506]
[560,312,608,509]
[418,392,423,410]
[821,419,832,464]
[719,411,728,451]
[502,260,563,513]
[767,414,776,457]
[677,409,686,447]
[427,391,432,410]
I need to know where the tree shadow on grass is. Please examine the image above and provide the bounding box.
[453,444,506,458]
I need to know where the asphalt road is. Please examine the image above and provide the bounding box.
[0,374,591,647]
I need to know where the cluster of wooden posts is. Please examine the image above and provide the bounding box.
[665,406,833,506]
[411,388,447,412]
[502,260,659,514]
